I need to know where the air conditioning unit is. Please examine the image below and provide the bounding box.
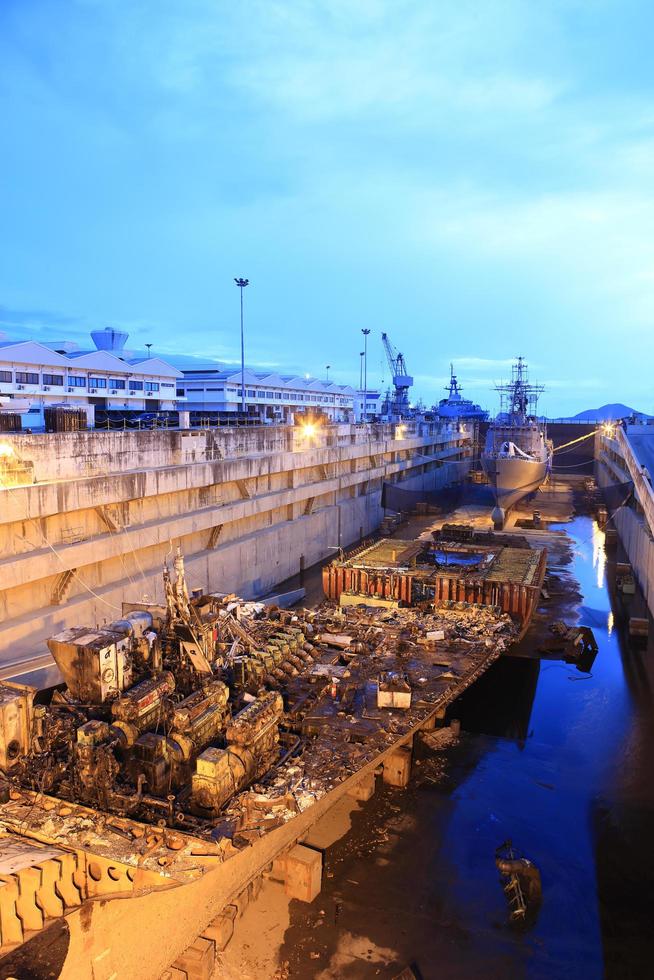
[17,384,25,390]
[129,390,136,395]
[43,386,51,391]
[67,387,74,392]
[89,388,97,393]
[111,389,118,394]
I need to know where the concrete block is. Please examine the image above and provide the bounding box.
[235,885,250,917]
[202,911,235,952]
[383,746,412,788]
[284,844,322,903]
[347,771,376,801]
[173,937,215,980]
[268,854,288,882]
[249,874,263,902]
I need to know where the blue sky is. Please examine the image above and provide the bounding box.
[1,0,653,415]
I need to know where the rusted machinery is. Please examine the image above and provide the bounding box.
[495,839,542,925]
[0,551,288,828]
[191,692,284,815]
[539,621,598,671]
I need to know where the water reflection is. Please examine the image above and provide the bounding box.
[433,516,653,979]
[592,518,606,590]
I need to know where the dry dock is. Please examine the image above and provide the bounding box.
[2,430,653,979]
[225,477,654,980]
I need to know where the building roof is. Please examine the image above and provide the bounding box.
[0,339,182,377]
[0,340,71,365]
[179,365,354,395]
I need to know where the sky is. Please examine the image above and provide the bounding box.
[1,0,654,416]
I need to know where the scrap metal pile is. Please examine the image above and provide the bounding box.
[0,549,520,846]
[221,598,520,841]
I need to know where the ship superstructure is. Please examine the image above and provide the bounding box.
[482,357,553,525]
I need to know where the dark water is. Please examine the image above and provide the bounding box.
[430,549,486,567]
[428,515,654,979]
[282,515,654,979]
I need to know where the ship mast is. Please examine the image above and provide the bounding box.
[446,364,462,398]
[495,357,544,422]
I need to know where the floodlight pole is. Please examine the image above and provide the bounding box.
[234,278,249,414]
[361,329,370,422]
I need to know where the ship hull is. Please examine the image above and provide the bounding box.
[481,454,551,515]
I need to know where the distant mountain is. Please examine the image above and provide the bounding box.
[566,403,648,422]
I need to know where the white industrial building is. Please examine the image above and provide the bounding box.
[0,328,182,428]
[353,389,383,422]
[178,366,355,423]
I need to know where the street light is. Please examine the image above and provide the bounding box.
[361,329,370,422]
[145,343,153,359]
[359,352,364,391]
[234,278,249,414]
[326,364,331,382]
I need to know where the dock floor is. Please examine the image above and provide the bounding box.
[219,475,654,980]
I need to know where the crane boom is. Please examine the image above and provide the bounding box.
[381,332,413,418]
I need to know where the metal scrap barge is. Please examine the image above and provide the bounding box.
[323,532,546,631]
[0,533,546,978]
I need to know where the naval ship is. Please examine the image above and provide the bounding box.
[436,365,488,421]
[482,357,553,525]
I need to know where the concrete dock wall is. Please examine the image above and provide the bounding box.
[0,422,473,667]
[596,425,654,617]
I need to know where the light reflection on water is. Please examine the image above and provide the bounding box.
[591,518,607,590]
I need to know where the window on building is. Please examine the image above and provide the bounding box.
[145,382,159,392]
[176,389,185,397]
[0,370,12,383]
[42,374,64,386]
[130,381,144,391]
[283,393,290,400]
[67,376,86,387]
[109,378,126,389]
[15,372,39,384]
[257,390,266,397]
[247,389,256,397]
[266,391,274,397]
[88,377,107,388]
[274,392,282,399]
[161,382,175,389]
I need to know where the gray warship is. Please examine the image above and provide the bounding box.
[482,357,553,525]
